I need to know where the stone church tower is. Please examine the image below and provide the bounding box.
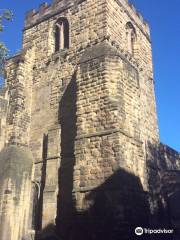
[0,0,180,239]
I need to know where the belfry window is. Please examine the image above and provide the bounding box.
[126,22,136,55]
[55,18,69,52]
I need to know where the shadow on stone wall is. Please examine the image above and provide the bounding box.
[37,170,151,240]
[56,70,78,239]
[34,134,49,239]
[69,169,151,240]
[35,80,180,240]
[36,142,180,240]
[160,172,180,238]
[146,141,180,239]
[34,69,78,240]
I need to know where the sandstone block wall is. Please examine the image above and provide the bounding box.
[158,144,180,171]
[106,0,159,143]
[0,0,179,239]
[0,146,33,240]
[2,0,159,238]
[157,144,180,235]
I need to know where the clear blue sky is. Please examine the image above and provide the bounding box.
[0,0,180,151]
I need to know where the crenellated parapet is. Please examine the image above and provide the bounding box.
[25,3,51,28]
[24,0,150,36]
[24,0,73,29]
[114,0,150,35]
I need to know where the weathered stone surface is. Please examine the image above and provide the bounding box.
[0,146,33,240]
[0,0,179,239]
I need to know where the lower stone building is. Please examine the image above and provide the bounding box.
[0,0,180,239]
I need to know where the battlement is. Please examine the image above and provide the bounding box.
[25,2,51,28]
[24,0,149,35]
[24,0,74,29]
[116,0,150,33]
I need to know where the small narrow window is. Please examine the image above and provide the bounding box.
[126,22,136,55]
[31,183,39,230]
[55,18,69,52]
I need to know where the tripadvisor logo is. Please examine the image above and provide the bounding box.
[135,227,143,236]
[135,227,174,236]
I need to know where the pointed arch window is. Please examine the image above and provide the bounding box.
[126,22,136,55]
[55,18,69,52]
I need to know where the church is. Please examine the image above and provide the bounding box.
[0,0,180,239]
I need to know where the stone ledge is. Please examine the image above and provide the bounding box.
[46,156,60,161]
[78,41,140,71]
[76,127,142,145]
[73,185,149,193]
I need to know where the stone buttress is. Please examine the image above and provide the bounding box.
[0,0,179,239]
